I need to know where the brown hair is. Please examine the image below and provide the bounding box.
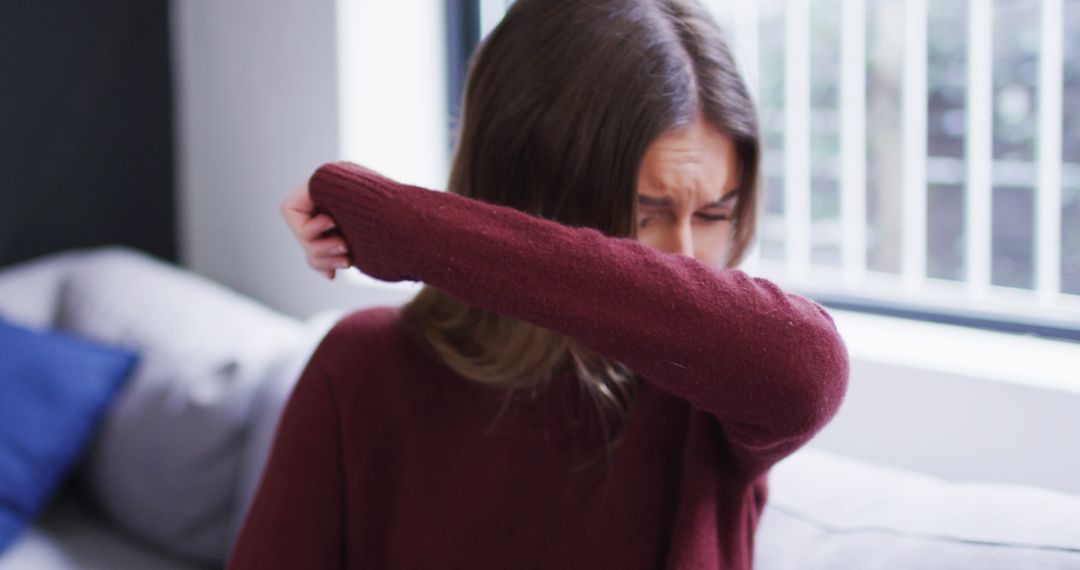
[403,0,760,462]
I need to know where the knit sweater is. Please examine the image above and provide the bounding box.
[227,162,850,569]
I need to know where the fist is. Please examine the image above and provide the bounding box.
[280,181,351,280]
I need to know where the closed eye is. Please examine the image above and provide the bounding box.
[696,213,730,221]
[638,216,657,228]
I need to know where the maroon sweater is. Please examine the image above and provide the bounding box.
[227,162,849,569]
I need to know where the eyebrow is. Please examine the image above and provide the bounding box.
[637,188,740,208]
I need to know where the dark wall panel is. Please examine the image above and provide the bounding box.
[0,1,175,268]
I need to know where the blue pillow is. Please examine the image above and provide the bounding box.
[0,318,137,553]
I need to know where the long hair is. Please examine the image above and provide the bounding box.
[403,0,761,466]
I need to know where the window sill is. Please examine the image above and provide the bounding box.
[828,308,1080,395]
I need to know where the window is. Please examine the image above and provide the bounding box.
[747,0,1079,341]
[452,0,1080,340]
[335,2,449,190]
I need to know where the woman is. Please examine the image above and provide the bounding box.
[228,0,848,568]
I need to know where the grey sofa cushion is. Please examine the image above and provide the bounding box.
[228,309,342,539]
[54,247,306,563]
[756,448,1080,569]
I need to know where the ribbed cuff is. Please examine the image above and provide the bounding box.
[308,161,406,282]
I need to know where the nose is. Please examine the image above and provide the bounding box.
[669,220,694,257]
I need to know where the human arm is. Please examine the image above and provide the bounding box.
[307,161,849,476]
[226,355,345,569]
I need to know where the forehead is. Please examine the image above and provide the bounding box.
[636,121,740,205]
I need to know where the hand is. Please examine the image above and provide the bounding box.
[281,181,351,280]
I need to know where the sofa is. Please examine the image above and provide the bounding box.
[0,247,339,569]
[1,247,1078,569]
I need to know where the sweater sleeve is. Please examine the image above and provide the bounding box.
[226,351,345,569]
[309,161,849,475]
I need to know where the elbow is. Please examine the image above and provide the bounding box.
[772,305,851,440]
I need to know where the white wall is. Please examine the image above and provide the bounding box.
[811,310,1080,495]
[172,0,410,318]
[811,357,1080,495]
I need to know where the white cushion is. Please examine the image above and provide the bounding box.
[0,250,85,329]
[757,448,1080,569]
[54,247,306,563]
